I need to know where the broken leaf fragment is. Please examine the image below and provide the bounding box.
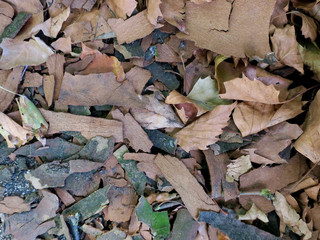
[226,155,252,182]
[135,196,170,240]
[238,203,269,223]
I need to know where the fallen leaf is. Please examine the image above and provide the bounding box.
[43,75,55,106]
[171,209,199,240]
[32,7,70,38]
[226,155,252,182]
[0,196,30,214]
[292,0,320,10]
[39,109,123,141]
[145,129,177,155]
[155,43,181,62]
[298,41,320,80]
[58,72,146,108]
[65,55,95,75]
[219,75,285,104]
[160,0,186,31]
[131,94,183,129]
[105,0,137,19]
[51,37,72,53]
[273,191,312,239]
[271,0,289,27]
[175,102,236,152]
[291,11,318,41]
[154,154,220,219]
[0,112,31,148]
[0,67,23,112]
[108,10,155,44]
[0,37,54,69]
[294,90,320,163]
[147,0,163,26]
[177,0,276,58]
[47,53,66,100]
[79,43,125,81]
[187,76,232,110]
[125,66,151,94]
[23,71,43,88]
[271,25,304,74]
[238,203,269,223]
[112,109,153,152]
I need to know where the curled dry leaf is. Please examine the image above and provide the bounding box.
[32,7,70,38]
[291,11,318,42]
[105,0,137,19]
[177,0,276,58]
[219,75,284,104]
[271,25,304,74]
[165,90,208,124]
[0,196,30,214]
[226,155,252,182]
[270,0,289,28]
[175,102,236,152]
[294,90,320,163]
[0,37,54,69]
[0,112,31,148]
[131,94,183,130]
[238,203,269,223]
[273,191,312,239]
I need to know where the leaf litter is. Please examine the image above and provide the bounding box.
[1,0,320,239]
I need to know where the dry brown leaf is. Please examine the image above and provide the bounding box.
[0,67,23,112]
[47,53,66,100]
[63,6,113,43]
[125,66,151,94]
[294,90,320,163]
[292,0,320,10]
[238,203,269,223]
[0,37,54,69]
[79,43,125,81]
[273,191,312,239]
[23,72,43,88]
[160,0,186,31]
[219,75,284,104]
[0,196,30,214]
[112,109,153,152]
[175,102,236,152]
[271,25,304,73]
[292,11,318,41]
[165,90,208,124]
[271,0,289,27]
[6,0,43,40]
[58,72,146,108]
[240,153,308,193]
[32,7,70,38]
[131,94,183,129]
[39,109,123,141]
[123,153,161,180]
[177,0,276,58]
[108,10,155,44]
[0,1,13,35]
[191,0,213,3]
[226,155,252,182]
[105,0,137,19]
[155,43,181,62]
[147,0,163,26]
[65,55,95,75]
[51,37,72,53]
[43,75,55,106]
[154,154,220,219]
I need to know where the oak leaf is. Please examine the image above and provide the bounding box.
[175,102,236,152]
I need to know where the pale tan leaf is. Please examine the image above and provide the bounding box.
[273,191,312,239]
[0,196,30,214]
[271,25,304,73]
[154,154,220,219]
[112,109,153,152]
[271,0,289,28]
[39,109,123,142]
[238,203,269,223]
[125,66,151,94]
[51,37,72,53]
[0,112,31,148]
[0,37,54,69]
[226,155,252,182]
[177,0,276,58]
[219,75,283,104]
[147,0,163,26]
[155,43,181,63]
[131,94,183,129]
[47,53,65,100]
[175,102,236,152]
[108,10,155,45]
[294,90,320,163]
[160,0,185,30]
[32,7,70,38]
[292,11,318,41]
[106,0,137,19]
[43,75,55,106]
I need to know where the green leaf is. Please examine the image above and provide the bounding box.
[187,76,232,110]
[299,42,320,79]
[135,196,170,240]
[114,146,147,195]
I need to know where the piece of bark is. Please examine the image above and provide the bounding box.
[154,154,220,219]
[47,53,65,100]
[112,109,153,152]
[108,10,155,44]
[40,109,123,141]
[0,67,23,111]
[203,150,239,201]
